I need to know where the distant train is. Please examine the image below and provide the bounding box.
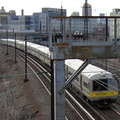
[1,39,118,108]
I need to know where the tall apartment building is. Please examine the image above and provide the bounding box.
[110,9,120,39]
[82,3,92,16]
[32,12,48,33]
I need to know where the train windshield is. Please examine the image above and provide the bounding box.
[93,79,108,91]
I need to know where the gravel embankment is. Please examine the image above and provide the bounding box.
[0,46,51,120]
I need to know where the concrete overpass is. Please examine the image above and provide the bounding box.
[49,16,120,120]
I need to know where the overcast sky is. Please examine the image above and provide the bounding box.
[0,0,120,16]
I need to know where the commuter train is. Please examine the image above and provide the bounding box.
[0,39,119,108]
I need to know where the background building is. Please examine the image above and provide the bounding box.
[109,9,120,39]
[6,7,67,33]
[99,13,105,24]
[42,7,66,17]
[0,6,16,30]
[32,12,48,33]
[0,6,103,40]
[82,3,92,16]
[8,15,33,32]
[71,12,79,16]
[42,7,67,33]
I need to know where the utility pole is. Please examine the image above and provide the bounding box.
[13,28,14,39]
[85,0,88,16]
[84,0,88,39]
[51,59,54,120]
[24,36,29,83]
[60,2,63,33]
[6,29,9,55]
[14,33,17,63]
[106,18,108,41]
[39,21,42,42]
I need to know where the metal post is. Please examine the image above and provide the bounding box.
[54,60,65,120]
[13,28,14,39]
[14,33,17,63]
[24,36,29,82]
[69,17,72,51]
[106,18,108,41]
[51,59,54,120]
[6,29,9,55]
[114,18,117,44]
[113,18,117,53]
[39,21,41,42]
[63,19,65,42]
[84,0,88,40]
[48,17,52,49]
[105,59,107,70]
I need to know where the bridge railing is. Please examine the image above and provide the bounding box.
[49,16,120,47]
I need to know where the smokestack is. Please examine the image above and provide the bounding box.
[21,9,24,16]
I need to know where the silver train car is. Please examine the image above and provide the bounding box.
[65,59,118,108]
[1,39,119,108]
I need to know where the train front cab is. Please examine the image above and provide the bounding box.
[89,77,118,108]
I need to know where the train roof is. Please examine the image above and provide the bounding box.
[65,59,112,80]
[27,42,50,55]
[1,39,25,45]
[6,39,50,55]
[1,39,50,55]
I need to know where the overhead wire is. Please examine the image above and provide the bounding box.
[93,59,120,71]
[0,72,48,78]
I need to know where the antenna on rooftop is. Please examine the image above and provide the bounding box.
[85,0,88,16]
[60,1,63,33]
[61,1,63,17]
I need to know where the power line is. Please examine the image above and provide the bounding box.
[0,72,48,78]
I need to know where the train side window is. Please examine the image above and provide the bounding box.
[76,76,79,82]
[68,71,72,76]
[83,82,89,88]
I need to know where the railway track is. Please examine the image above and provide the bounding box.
[5,46,120,120]
[101,107,120,120]
[92,59,120,78]
[8,47,81,119]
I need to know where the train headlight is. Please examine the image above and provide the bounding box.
[113,92,116,95]
[93,93,99,96]
[93,93,96,96]
[111,91,118,95]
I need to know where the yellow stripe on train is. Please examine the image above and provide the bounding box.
[89,91,118,97]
